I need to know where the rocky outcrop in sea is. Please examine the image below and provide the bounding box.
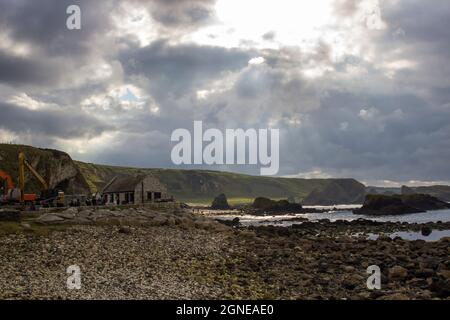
[353,194,450,215]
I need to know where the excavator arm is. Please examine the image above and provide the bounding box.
[18,152,49,202]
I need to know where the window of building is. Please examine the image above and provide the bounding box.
[147,192,152,200]
[154,192,162,199]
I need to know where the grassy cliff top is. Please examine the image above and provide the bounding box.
[1,143,363,204]
[75,161,363,204]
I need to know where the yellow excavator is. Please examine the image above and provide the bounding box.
[18,152,65,206]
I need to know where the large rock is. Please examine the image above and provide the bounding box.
[252,197,303,213]
[303,179,366,205]
[401,194,450,211]
[421,226,432,236]
[211,194,230,210]
[389,266,408,279]
[353,194,450,216]
[36,214,65,223]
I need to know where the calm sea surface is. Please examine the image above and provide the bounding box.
[212,206,450,227]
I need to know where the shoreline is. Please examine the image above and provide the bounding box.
[0,206,449,299]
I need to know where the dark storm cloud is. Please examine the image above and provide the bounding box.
[0,0,115,57]
[0,0,121,91]
[120,40,252,97]
[0,0,449,184]
[144,0,217,29]
[0,102,112,139]
[0,49,60,85]
[378,0,450,88]
[382,0,450,45]
[279,90,450,182]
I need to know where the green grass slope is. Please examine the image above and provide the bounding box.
[1,143,366,205]
[75,161,363,204]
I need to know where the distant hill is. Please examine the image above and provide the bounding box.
[76,161,365,204]
[303,180,366,205]
[0,143,374,204]
[366,185,450,202]
[365,186,401,195]
[401,185,450,202]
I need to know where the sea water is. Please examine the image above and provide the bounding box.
[212,207,450,227]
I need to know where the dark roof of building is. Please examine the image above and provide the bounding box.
[102,175,145,193]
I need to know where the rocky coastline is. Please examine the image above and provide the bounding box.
[354,194,450,216]
[0,206,449,300]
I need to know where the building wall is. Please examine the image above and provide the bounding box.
[104,191,135,205]
[102,175,169,205]
[134,175,168,204]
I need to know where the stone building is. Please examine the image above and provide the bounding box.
[102,175,169,205]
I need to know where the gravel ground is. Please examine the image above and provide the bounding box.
[0,207,449,300]
[0,224,230,299]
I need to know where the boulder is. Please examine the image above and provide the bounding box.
[252,197,303,213]
[56,212,76,219]
[20,222,31,229]
[252,197,276,210]
[353,193,450,216]
[429,279,450,298]
[211,193,230,210]
[118,226,132,234]
[402,193,450,211]
[36,214,65,224]
[438,270,450,280]
[389,265,408,279]
[421,226,432,237]
[151,215,168,226]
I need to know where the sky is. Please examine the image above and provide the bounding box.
[0,0,450,187]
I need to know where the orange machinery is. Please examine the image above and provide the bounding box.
[0,170,14,191]
[0,169,37,204]
[0,152,64,205]
[18,152,64,205]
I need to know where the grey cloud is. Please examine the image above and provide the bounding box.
[262,31,276,41]
[0,0,116,57]
[145,0,217,29]
[0,49,60,85]
[120,40,252,98]
[333,0,359,17]
[0,102,112,139]
[0,0,449,185]
[382,0,450,45]
[0,0,122,91]
[279,90,450,182]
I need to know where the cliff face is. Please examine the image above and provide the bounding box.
[354,194,450,216]
[0,144,90,195]
[302,179,366,205]
[0,144,372,204]
[401,185,450,202]
[368,185,450,202]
